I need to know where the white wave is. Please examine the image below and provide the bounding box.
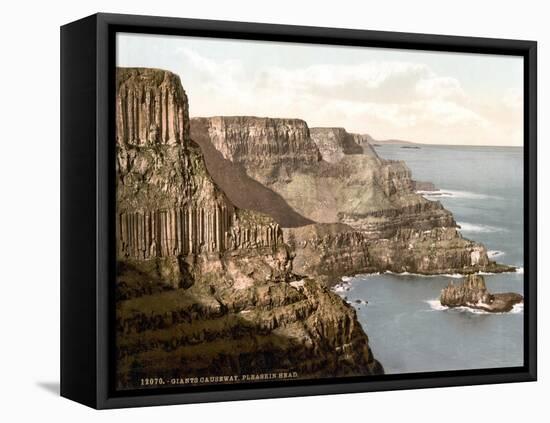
[426,300,449,311]
[454,307,493,315]
[384,270,460,278]
[510,303,524,314]
[332,279,352,293]
[332,284,348,293]
[457,222,504,233]
[337,266,517,287]
[332,273,383,293]
[426,300,524,315]
[488,250,505,258]
[417,189,498,200]
[476,271,498,276]
[416,189,445,195]
[416,190,454,199]
[384,270,494,279]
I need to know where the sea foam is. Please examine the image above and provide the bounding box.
[457,222,504,233]
[417,189,499,200]
[426,300,449,311]
[383,270,495,279]
[426,299,524,315]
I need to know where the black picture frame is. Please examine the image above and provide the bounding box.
[60,12,537,409]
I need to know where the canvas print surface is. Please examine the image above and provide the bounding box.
[114,33,524,391]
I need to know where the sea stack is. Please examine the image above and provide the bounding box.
[440,275,523,313]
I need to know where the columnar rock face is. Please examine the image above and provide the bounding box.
[191,116,321,180]
[116,70,281,259]
[440,275,523,313]
[117,68,188,146]
[118,207,282,258]
[115,68,382,390]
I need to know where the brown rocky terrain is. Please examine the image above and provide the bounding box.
[440,275,523,313]
[283,224,503,286]
[308,127,370,163]
[190,117,513,283]
[190,117,313,227]
[115,68,382,390]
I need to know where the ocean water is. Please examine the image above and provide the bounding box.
[335,144,524,374]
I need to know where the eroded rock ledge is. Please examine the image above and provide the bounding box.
[284,224,513,286]
[440,275,523,313]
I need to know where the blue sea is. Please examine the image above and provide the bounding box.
[334,144,524,374]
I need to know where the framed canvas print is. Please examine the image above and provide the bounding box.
[60,13,537,409]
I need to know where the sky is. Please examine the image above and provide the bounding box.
[117,33,524,146]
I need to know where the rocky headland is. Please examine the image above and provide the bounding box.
[440,275,523,313]
[115,68,382,389]
[190,117,513,284]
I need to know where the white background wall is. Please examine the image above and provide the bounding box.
[0,0,546,421]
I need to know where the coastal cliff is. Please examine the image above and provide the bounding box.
[283,224,505,285]
[191,118,456,231]
[190,117,511,281]
[115,68,382,389]
[191,116,321,181]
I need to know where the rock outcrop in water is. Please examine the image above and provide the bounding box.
[190,117,512,283]
[115,68,382,389]
[440,275,523,313]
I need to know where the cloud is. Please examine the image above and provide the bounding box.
[253,61,435,104]
[178,47,245,93]
[502,89,523,109]
[415,76,465,100]
[167,46,521,146]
